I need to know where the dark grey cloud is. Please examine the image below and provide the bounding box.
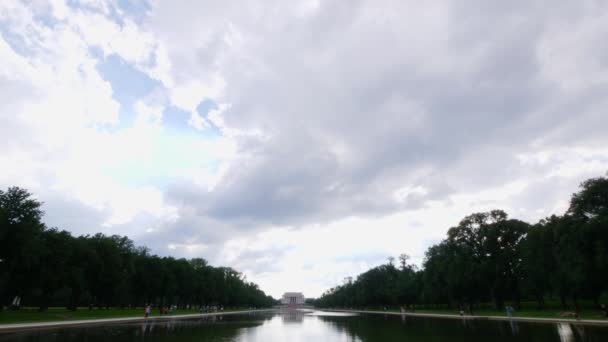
[230,247,292,276]
[41,194,109,234]
[152,0,608,230]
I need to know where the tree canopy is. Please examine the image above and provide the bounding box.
[0,187,276,310]
[316,173,608,311]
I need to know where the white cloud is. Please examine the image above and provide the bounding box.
[0,1,178,238]
[2,0,608,298]
[134,99,164,127]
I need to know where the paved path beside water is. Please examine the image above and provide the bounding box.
[326,309,608,326]
[0,309,274,333]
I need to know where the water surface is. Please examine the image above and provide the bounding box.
[1,310,607,341]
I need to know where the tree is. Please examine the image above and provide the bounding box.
[398,254,410,270]
[317,173,608,312]
[547,215,587,309]
[478,217,529,309]
[422,242,451,306]
[521,221,554,309]
[568,175,608,220]
[443,210,529,309]
[0,186,277,310]
[37,228,74,311]
[0,187,45,308]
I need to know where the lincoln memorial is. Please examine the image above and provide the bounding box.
[281,292,305,306]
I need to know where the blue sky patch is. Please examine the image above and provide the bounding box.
[115,0,152,25]
[197,99,218,117]
[96,53,162,128]
[97,54,159,107]
[162,105,192,132]
[163,103,223,138]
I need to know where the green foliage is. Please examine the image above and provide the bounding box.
[568,176,608,219]
[317,174,608,311]
[0,187,276,310]
[0,187,45,308]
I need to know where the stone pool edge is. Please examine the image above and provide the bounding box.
[0,309,275,333]
[323,309,608,326]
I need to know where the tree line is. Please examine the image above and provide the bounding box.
[315,174,608,311]
[0,187,276,311]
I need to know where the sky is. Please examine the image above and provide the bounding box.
[1,0,608,299]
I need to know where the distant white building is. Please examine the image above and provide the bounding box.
[281,292,305,305]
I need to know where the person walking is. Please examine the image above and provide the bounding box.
[505,305,514,318]
[144,304,151,318]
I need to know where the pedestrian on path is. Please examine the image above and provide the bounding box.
[506,305,514,318]
[144,304,151,318]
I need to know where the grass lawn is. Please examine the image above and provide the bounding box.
[3,306,608,325]
[0,307,248,325]
[348,307,608,321]
[344,299,608,321]
[407,308,608,320]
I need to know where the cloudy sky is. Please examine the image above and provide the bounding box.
[2,0,608,298]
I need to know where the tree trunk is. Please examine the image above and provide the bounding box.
[514,289,522,311]
[494,296,504,311]
[68,287,81,311]
[38,291,50,312]
[536,294,545,310]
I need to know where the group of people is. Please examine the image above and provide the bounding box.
[398,306,416,314]
[159,304,175,315]
[458,304,475,316]
[143,304,176,318]
[143,304,227,318]
[199,305,224,313]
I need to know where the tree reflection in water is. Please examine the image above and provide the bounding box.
[318,314,604,342]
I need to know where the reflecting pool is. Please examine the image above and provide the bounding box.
[1,310,608,341]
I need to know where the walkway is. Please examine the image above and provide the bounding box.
[326,309,608,326]
[0,309,274,333]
